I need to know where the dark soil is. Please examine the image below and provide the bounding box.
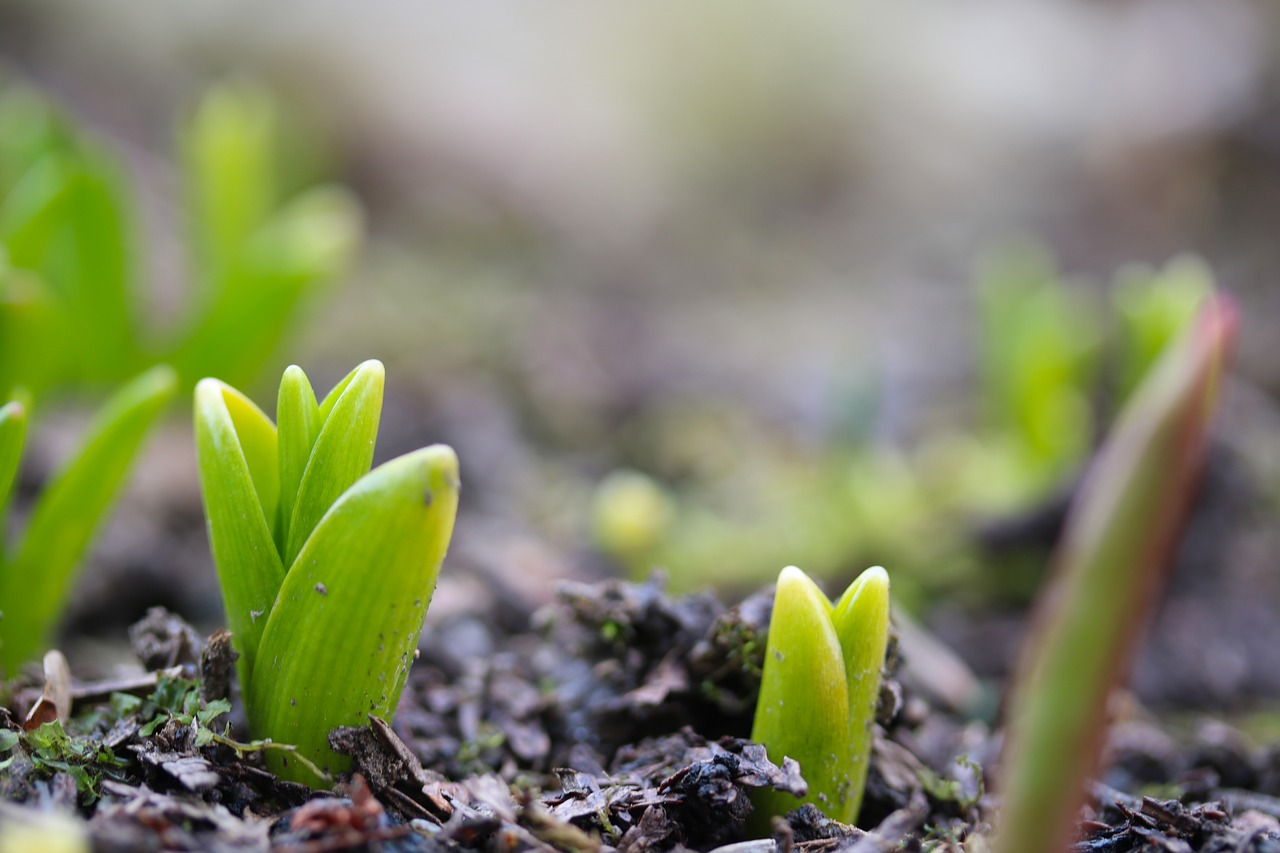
[5,574,1280,852]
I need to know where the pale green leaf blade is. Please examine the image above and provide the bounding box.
[995,295,1236,853]
[194,378,284,690]
[276,364,320,556]
[0,366,175,675]
[750,566,852,829]
[249,445,459,784]
[830,565,890,824]
[283,359,383,567]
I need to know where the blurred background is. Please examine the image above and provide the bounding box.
[4,0,1280,714]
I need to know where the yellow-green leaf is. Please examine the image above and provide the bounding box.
[750,566,852,828]
[831,565,890,823]
[248,445,458,783]
[194,378,284,692]
[283,359,383,567]
[276,364,320,556]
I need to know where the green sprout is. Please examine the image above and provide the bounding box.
[975,242,1100,503]
[0,79,359,400]
[0,366,176,676]
[194,360,458,785]
[994,294,1236,853]
[750,564,890,830]
[1112,255,1214,403]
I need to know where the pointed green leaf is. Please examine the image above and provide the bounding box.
[283,359,383,567]
[995,295,1236,853]
[0,366,175,675]
[276,365,320,556]
[831,565,890,823]
[194,378,284,691]
[248,445,459,784]
[0,399,25,525]
[750,566,852,829]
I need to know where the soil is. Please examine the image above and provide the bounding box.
[5,570,1280,853]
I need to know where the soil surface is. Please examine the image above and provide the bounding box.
[5,575,1280,852]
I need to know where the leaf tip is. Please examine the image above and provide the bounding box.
[355,359,385,382]
[282,364,309,384]
[421,443,460,492]
[777,564,808,587]
[855,565,890,596]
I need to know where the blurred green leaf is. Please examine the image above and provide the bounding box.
[976,243,1100,494]
[0,399,25,524]
[995,295,1236,853]
[0,79,361,400]
[183,82,277,278]
[0,366,175,675]
[1113,256,1213,403]
[170,186,360,388]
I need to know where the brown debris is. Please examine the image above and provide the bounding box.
[92,780,270,852]
[129,606,202,671]
[330,715,451,822]
[138,751,221,791]
[201,628,239,704]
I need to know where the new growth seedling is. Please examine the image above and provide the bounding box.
[194,360,458,784]
[750,565,890,830]
[995,294,1236,853]
[0,366,175,676]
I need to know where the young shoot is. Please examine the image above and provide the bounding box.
[750,565,890,831]
[194,360,458,785]
[0,366,176,676]
[994,295,1236,853]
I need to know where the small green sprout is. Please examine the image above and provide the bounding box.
[0,366,176,676]
[750,564,890,830]
[975,242,1100,499]
[994,294,1236,853]
[591,468,675,570]
[1112,255,1214,402]
[194,360,458,785]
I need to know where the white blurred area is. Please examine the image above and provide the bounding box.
[3,2,1265,235]
[2,1,1278,407]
